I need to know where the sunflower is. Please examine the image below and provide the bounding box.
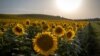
[65,30,75,41]
[25,19,30,25]
[76,24,80,30]
[12,23,25,36]
[34,21,41,26]
[0,32,4,37]
[41,21,46,25]
[53,25,65,37]
[32,32,57,56]
[63,23,67,27]
[80,24,84,29]
[73,26,78,32]
[42,24,50,31]
[77,24,84,30]
[0,27,7,32]
[51,25,55,29]
[72,25,78,32]
[32,22,37,26]
[67,26,73,30]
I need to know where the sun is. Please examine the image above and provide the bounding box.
[56,0,82,12]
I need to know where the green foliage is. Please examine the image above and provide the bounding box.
[1,20,99,56]
[0,25,40,56]
[56,37,81,56]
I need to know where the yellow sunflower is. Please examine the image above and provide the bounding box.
[63,23,67,27]
[53,25,65,37]
[80,24,84,29]
[41,20,46,25]
[76,24,80,30]
[65,30,75,41]
[0,27,7,32]
[72,25,78,32]
[25,19,30,25]
[67,26,73,30]
[51,25,55,29]
[32,22,37,26]
[32,32,57,56]
[12,23,25,36]
[42,24,50,31]
[74,26,78,32]
[0,32,4,37]
[77,24,84,30]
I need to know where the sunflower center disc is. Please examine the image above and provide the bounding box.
[67,32,72,38]
[37,34,53,51]
[15,26,22,33]
[55,27,63,34]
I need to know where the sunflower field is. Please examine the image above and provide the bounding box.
[0,19,100,56]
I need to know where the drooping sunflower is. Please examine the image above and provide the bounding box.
[32,32,57,56]
[65,30,75,41]
[53,25,65,37]
[12,23,25,36]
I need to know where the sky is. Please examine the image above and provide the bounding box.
[0,0,100,19]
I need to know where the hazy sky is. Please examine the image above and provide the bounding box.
[0,0,100,19]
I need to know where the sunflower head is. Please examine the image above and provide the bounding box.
[42,24,49,31]
[72,25,78,32]
[51,24,55,29]
[80,24,84,29]
[74,26,78,32]
[67,26,73,30]
[32,32,57,55]
[41,21,46,25]
[12,23,25,36]
[63,23,67,27]
[77,24,84,30]
[0,32,4,37]
[32,22,37,26]
[53,25,65,37]
[2,22,7,26]
[0,28,6,32]
[52,25,55,29]
[65,30,75,41]
[25,19,30,25]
